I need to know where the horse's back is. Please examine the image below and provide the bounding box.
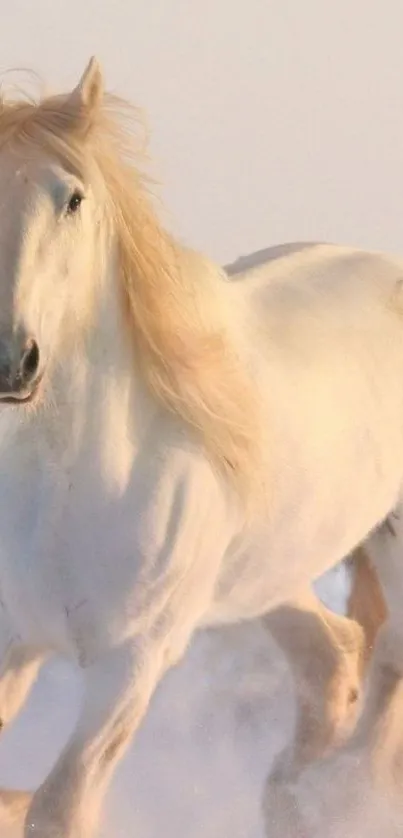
[225,240,403,284]
[226,242,403,321]
[224,242,322,278]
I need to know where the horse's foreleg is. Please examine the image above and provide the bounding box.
[262,572,374,838]
[0,644,45,730]
[22,474,226,838]
[264,586,365,778]
[342,511,403,794]
[24,638,167,838]
[0,645,46,828]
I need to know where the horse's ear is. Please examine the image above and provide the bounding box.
[69,57,104,118]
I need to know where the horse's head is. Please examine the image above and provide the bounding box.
[0,59,262,506]
[0,58,106,405]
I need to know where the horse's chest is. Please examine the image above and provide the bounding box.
[8,476,154,657]
[0,453,114,646]
[0,461,64,644]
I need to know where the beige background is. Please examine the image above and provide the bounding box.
[1,1,402,262]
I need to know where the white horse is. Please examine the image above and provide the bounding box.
[0,56,402,837]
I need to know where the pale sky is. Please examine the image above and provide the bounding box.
[0,0,402,263]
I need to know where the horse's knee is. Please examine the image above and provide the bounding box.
[100,716,133,768]
[323,659,362,742]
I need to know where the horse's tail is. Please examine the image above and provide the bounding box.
[347,545,387,674]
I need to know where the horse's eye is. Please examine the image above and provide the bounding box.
[66,190,84,216]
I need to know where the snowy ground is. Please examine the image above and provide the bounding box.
[0,564,401,837]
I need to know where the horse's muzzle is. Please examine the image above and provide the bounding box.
[0,337,41,404]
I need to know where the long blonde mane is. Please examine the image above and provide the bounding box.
[0,79,264,508]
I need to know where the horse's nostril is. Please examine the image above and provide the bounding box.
[20,339,40,385]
